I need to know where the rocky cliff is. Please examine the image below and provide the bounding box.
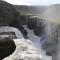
[0,0,18,25]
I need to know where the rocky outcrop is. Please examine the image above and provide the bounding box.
[0,0,18,25]
[27,17,37,29]
[0,37,16,60]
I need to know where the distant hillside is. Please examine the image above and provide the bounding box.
[14,5,48,16]
[42,4,60,24]
[0,0,18,25]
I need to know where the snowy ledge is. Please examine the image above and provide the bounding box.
[3,39,42,60]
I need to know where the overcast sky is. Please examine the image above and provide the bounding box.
[4,0,60,6]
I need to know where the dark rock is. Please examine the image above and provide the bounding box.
[27,17,37,29]
[33,28,40,36]
[34,21,45,36]
[46,52,52,56]
[0,0,18,26]
[0,32,17,39]
[0,37,16,59]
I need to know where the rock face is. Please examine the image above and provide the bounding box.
[3,39,42,60]
[0,0,18,25]
[0,37,16,60]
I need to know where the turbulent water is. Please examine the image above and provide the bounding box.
[22,25,52,60]
[2,25,52,60]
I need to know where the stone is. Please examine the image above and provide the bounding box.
[0,37,16,60]
[27,17,37,29]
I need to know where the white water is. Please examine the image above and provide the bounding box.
[2,25,52,60]
[23,25,52,60]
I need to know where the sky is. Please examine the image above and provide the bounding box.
[4,0,60,6]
